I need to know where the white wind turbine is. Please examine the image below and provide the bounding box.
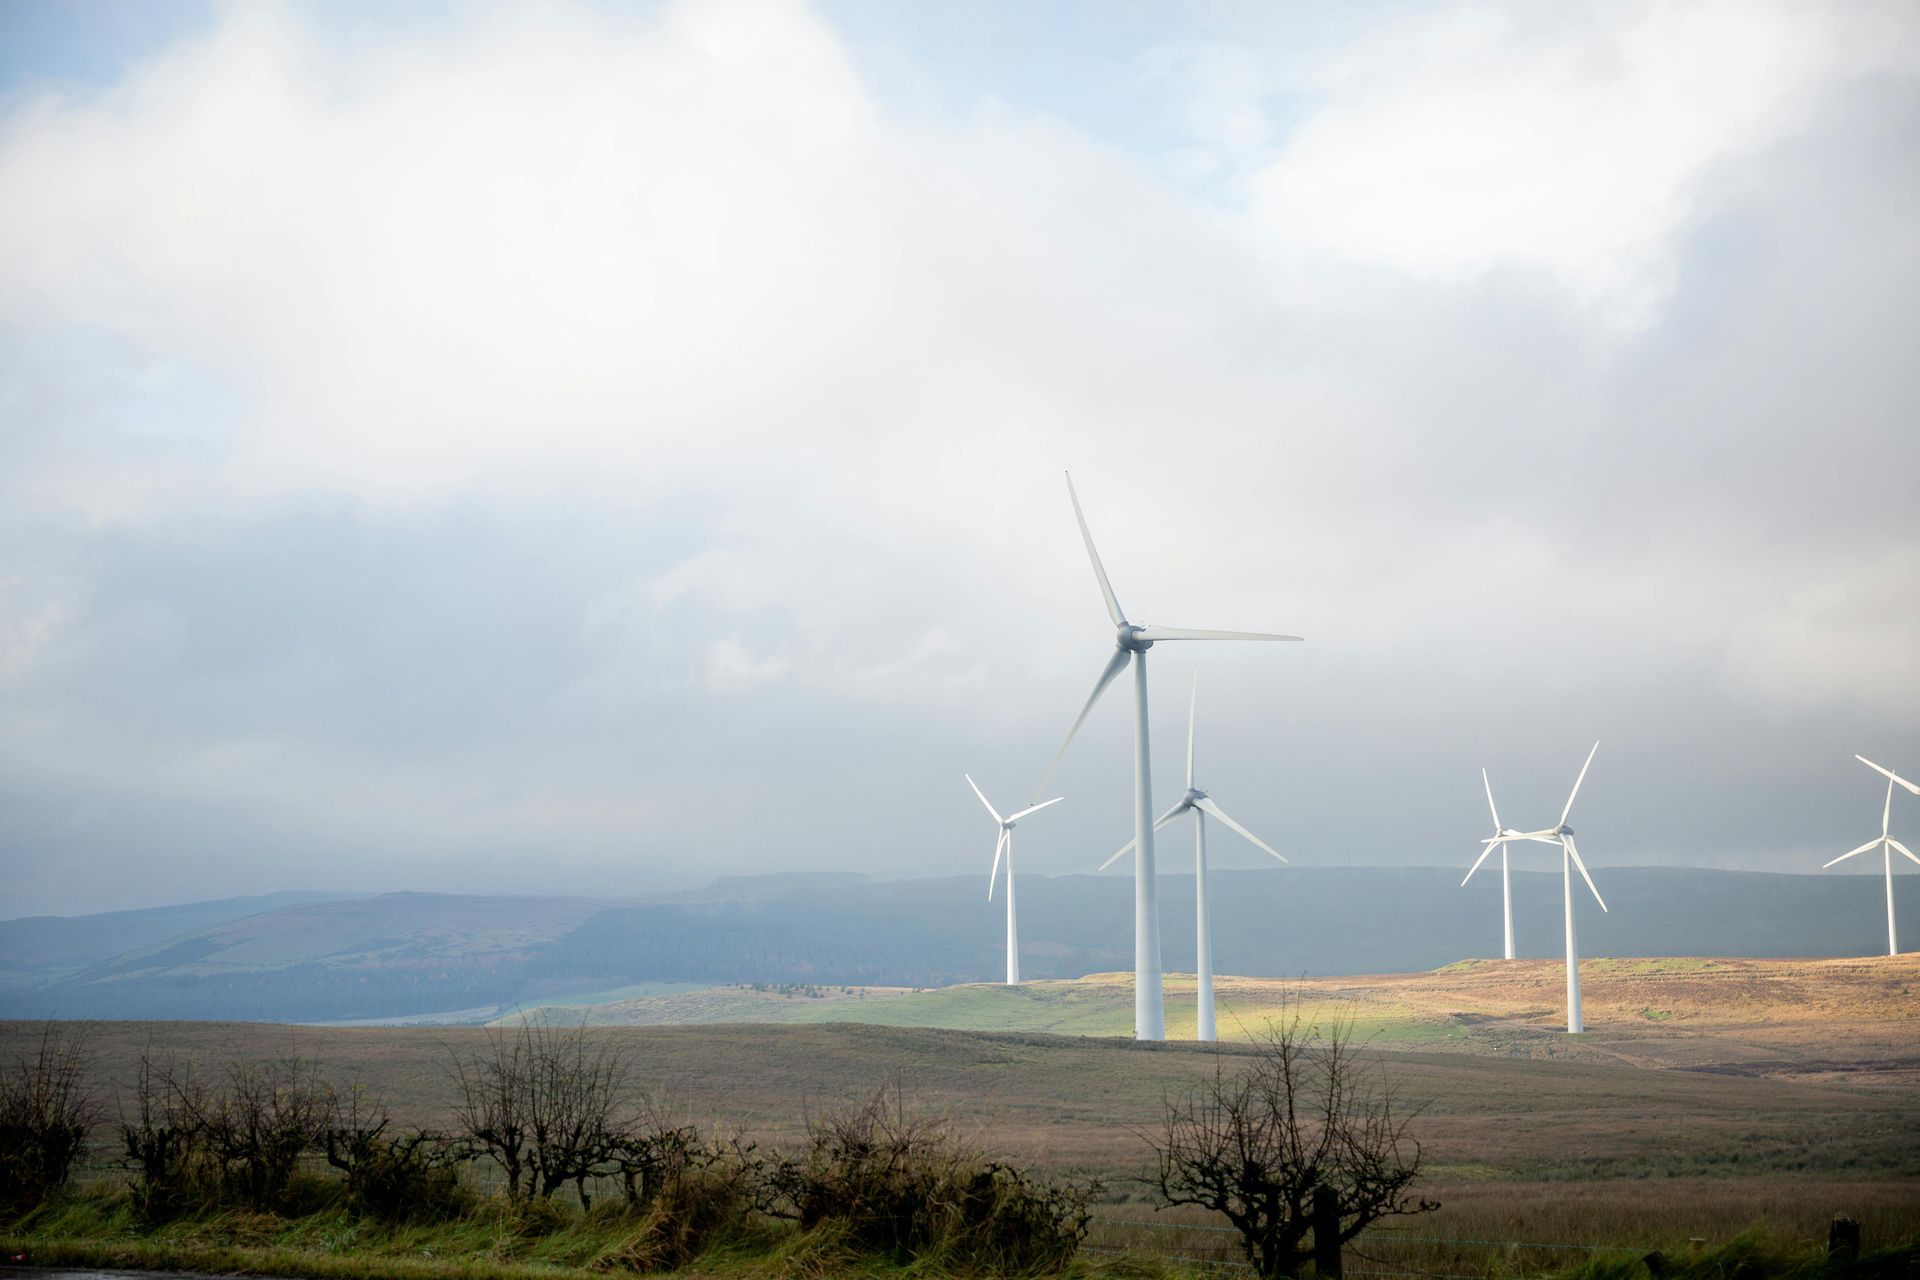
[1824,755,1920,956]
[965,776,1063,985]
[1460,770,1530,960]
[1099,671,1287,1041]
[1470,743,1608,1032]
[1036,473,1301,1040]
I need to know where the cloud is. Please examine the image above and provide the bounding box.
[705,634,790,694]
[0,1,1916,914]
[1223,2,1920,324]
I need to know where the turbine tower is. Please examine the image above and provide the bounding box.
[1461,769,1528,959]
[1824,755,1919,956]
[1473,743,1607,1032]
[1036,473,1301,1040]
[964,775,1063,985]
[1100,671,1287,1041]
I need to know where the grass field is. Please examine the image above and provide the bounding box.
[6,955,1917,1273]
[507,955,1920,1082]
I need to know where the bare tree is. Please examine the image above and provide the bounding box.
[608,1100,707,1212]
[524,1021,627,1206]
[448,1027,532,1199]
[170,1056,331,1210]
[0,1022,97,1213]
[324,1082,465,1221]
[1147,1015,1435,1279]
[120,1049,207,1217]
[448,1020,628,1205]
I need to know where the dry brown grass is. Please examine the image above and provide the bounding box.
[7,1016,1916,1187]
[517,955,1920,1091]
[6,1004,1919,1274]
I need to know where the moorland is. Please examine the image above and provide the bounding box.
[4,954,1917,1276]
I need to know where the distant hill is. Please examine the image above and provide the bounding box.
[0,890,364,987]
[1,868,1913,1023]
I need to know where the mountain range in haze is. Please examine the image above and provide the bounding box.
[2,868,1913,1024]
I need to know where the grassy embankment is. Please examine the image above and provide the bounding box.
[8,1178,1920,1280]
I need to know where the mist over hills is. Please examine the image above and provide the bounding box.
[2,867,1912,1024]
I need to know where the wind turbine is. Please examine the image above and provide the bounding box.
[1824,755,1920,956]
[1473,743,1607,1032]
[1099,671,1286,1041]
[1460,770,1529,959]
[965,775,1063,985]
[1036,473,1301,1041]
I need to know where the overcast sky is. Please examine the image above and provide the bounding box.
[2,0,1917,918]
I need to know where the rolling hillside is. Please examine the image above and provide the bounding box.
[0,890,361,987]
[4,867,1916,1022]
[506,954,1920,1083]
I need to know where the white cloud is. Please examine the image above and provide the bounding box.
[1233,1,1918,324]
[0,0,1915,910]
[705,634,790,694]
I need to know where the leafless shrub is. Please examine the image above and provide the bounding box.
[609,1106,706,1212]
[323,1083,467,1222]
[119,1050,212,1219]
[447,1020,628,1205]
[177,1056,332,1211]
[0,1022,97,1214]
[1147,1013,1437,1278]
[767,1081,1094,1272]
[602,1105,773,1271]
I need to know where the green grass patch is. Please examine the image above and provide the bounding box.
[2,1180,1186,1280]
[13,1187,1917,1280]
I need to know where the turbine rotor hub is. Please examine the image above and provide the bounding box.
[1185,788,1206,805]
[1118,624,1152,652]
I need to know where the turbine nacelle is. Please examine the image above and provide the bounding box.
[965,774,1063,902]
[1044,473,1303,1042]
[1182,787,1207,807]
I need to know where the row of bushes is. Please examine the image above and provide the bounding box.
[2,1023,1092,1274]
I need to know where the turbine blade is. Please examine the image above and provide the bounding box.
[1482,769,1501,833]
[1560,741,1599,828]
[1461,839,1501,887]
[1098,801,1187,871]
[987,829,1007,901]
[1824,838,1884,868]
[1890,838,1920,867]
[1005,796,1064,824]
[1194,796,1287,863]
[1033,647,1130,797]
[965,773,1003,826]
[1885,779,1894,838]
[1563,835,1607,912]
[1857,755,1920,796]
[1134,625,1303,643]
[1187,670,1198,791]
[1065,472,1125,627]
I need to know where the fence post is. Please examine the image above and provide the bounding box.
[1828,1215,1860,1264]
[1313,1187,1342,1279]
